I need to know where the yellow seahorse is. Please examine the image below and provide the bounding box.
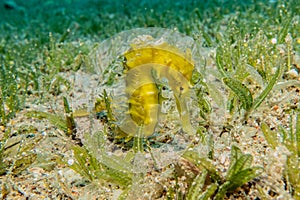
[120,41,195,137]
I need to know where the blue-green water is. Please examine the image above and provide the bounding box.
[1,0,297,40]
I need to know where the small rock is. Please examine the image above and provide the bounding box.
[286,69,299,79]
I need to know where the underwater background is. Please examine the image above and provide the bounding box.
[2,0,298,40]
[0,0,300,199]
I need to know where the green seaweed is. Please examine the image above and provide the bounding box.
[252,65,282,110]
[223,77,253,111]
[0,127,42,176]
[184,145,262,200]
[26,110,68,133]
[63,96,77,138]
[69,145,132,187]
[186,169,209,200]
[278,17,293,44]
[261,122,279,149]
[261,113,300,198]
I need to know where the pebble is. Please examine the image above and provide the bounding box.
[286,69,299,79]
